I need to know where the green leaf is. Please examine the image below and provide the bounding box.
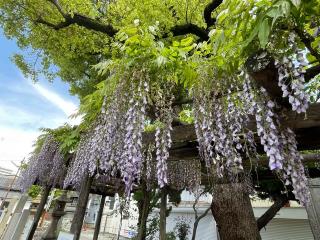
[243,16,262,47]
[156,55,167,66]
[258,18,271,48]
[180,37,193,47]
[291,0,301,8]
[172,41,180,47]
[216,9,229,23]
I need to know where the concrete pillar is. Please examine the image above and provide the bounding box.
[85,194,100,226]
[10,209,30,240]
[306,178,320,240]
[0,195,28,240]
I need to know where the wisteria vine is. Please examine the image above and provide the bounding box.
[193,70,311,205]
[19,135,66,192]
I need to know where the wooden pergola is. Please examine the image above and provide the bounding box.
[29,56,320,240]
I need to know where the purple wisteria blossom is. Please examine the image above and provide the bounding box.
[276,33,310,113]
[121,80,149,195]
[281,128,310,206]
[64,72,150,197]
[194,82,246,177]
[19,135,65,192]
[154,87,174,188]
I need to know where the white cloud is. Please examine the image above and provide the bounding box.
[0,104,65,128]
[0,78,81,171]
[0,126,38,171]
[32,83,78,116]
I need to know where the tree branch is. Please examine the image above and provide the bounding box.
[42,0,211,40]
[47,0,67,17]
[294,27,320,63]
[170,23,208,41]
[305,64,320,82]
[35,1,118,36]
[35,17,72,30]
[203,0,223,28]
[191,190,211,240]
[257,194,289,231]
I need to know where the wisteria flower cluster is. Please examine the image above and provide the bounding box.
[121,77,149,195]
[193,71,310,205]
[276,33,310,113]
[64,70,152,196]
[64,79,129,189]
[19,135,66,192]
[255,88,284,171]
[194,82,246,177]
[154,84,174,188]
[281,128,310,206]
[243,76,310,205]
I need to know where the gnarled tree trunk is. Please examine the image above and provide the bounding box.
[211,182,261,240]
[26,185,51,240]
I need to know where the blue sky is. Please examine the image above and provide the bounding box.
[0,30,80,171]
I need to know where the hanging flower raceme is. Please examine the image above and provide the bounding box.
[154,84,174,188]
[19,154,39,192]
[193,81,246,177]
[65,70,151,196]
[276,33,310,113]
[121,74,149,195]
[243,75,310,205]
[255,88,284,171]
[19,135,65,192]
[281,128,310,206]
[192,69,310,204]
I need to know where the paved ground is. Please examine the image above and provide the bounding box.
[20,216,129,240]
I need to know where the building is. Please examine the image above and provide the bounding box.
[0,167,22,235]
[101,190,315,240]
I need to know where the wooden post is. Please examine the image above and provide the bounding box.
[159,188,167,240]
[136,189,151,240]
[70,174,93,240]
[26,185,51,240]
[93,195,106,240]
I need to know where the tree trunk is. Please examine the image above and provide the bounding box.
[26,185,51,240]
[211,182,261,240]
[159,188,167,240]
[70,174,93,240]
[93,195,106,240]
[257,194,289,231]
[136,190,152,240]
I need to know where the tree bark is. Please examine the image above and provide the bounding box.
[26,185,51,240]
[70,174,93,240]
[159,188,167,240]
[93,195,106,240]
[136,190,152,240]
[211,182,261,240]
[257,194,289,231]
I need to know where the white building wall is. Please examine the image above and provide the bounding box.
[102,191,314,240]
[260,219,314,240]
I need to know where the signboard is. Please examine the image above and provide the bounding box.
[57,231,74,240]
